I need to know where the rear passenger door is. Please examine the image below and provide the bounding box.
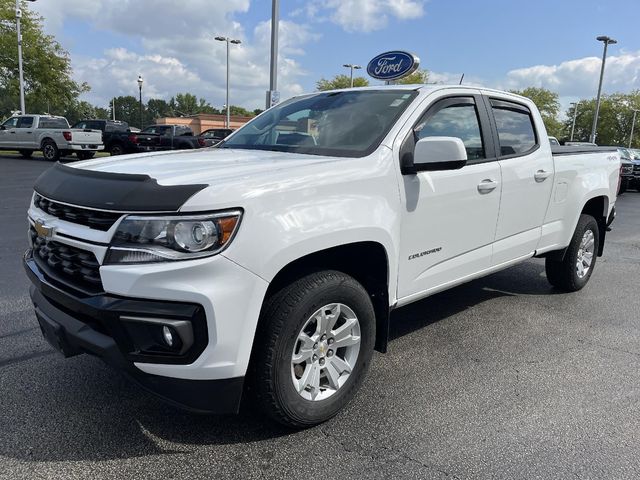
[486,97,554,265]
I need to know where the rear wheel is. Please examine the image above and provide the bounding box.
[109,144,124,156]
[76,151,95,160]
[545,214,599,292]
[18,149,33,159]
[251,270,375,428]
[41,141,60,162]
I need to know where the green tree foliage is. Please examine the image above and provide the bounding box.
[397,69,429,85]
[0,1,89,118]
[509,87,564,138]
[110,95,144,128]
[564,92,640,146]
[316,74,370,91]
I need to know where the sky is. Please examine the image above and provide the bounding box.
[29,0,640,116]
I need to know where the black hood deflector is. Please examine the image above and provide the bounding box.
[33,163,207,211]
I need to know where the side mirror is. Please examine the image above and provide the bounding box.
[404,136,467,174]
[0,126,6,131]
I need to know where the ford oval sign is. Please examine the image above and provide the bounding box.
[367,51,420,81]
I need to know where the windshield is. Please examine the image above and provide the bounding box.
[221,90,418,157]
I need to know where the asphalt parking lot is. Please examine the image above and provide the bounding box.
[1,153,639,480]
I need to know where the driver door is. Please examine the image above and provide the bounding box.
[397,94,502,301]
[0,117,19,147]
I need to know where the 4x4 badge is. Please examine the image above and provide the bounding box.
[34,219,54,239]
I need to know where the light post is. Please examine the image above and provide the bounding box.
[137,75,143,129]
[16,0,37,114]
[266,0,280,110]
[630,109,639,148]
[215,36,241,129]
[590,35,617,144]
[569,102,579,141]
[343,64,362,88]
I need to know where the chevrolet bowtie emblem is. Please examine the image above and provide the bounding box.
[34,219,54,239]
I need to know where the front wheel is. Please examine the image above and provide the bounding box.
[251,270,375,428]
[545,214,599,292]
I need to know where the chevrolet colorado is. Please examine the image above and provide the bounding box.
[24,86,620,427]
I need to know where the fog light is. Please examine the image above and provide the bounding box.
[162,326,174,347]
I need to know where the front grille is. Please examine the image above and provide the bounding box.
[34,194,122,231]
[30,227,103,294]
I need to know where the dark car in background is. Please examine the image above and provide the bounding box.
[199,128,234,147]
[72,119,141,156]
[629,148,640,190]
[136,125,206,152]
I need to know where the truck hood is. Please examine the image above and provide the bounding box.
[70,148,342,186]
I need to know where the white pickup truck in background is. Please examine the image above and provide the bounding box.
[0,114,103,161]
[24,85,619,427]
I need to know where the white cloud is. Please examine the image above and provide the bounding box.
[504,51,640,98]
[307,0,426,33]
[30,0,317,109]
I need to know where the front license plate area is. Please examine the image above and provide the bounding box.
[35,312,81,358]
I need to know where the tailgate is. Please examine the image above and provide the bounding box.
[136,134,161,149]
[70,129,103,145]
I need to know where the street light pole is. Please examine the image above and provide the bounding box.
[590,35,617,144]
[215,36,241,129]
[343,64,362,88]
[570,102,579,142]
[266,0,280,109]
[16,0,36,114]
[630,109,639,149]
[137,75,143,129]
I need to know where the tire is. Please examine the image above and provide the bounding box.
[19,150,33,159]
[41,140,60,162]
[76,151,95,160]
[545,214,599,292]
[251,270,376,428]
[109,144,124,156]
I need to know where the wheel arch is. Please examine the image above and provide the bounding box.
[40,137,56,149]
[260,241,391,354]
[580,195,609,256]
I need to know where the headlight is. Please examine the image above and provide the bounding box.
[104,210,242,264]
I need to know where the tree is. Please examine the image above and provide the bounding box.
[397,69,429,85]
[0,1,89,118]
[510,87,563,138]
[564,92,640,146]
[316,74,369,91]
[110,95,143,128]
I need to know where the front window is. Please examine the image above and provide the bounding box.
[221,90,418,157]
[2,117,19,128]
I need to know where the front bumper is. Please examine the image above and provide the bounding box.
[24,250,249,414]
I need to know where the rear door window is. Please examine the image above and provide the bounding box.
[490,100,538,156]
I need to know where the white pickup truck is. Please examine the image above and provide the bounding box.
[0,114,103,161]
[24,86,619,427]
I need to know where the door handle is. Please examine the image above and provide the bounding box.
[9,131,16,134]
[477,179,499,194]
[534,169,551,182]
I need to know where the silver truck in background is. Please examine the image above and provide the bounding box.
[0,114,104,161]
